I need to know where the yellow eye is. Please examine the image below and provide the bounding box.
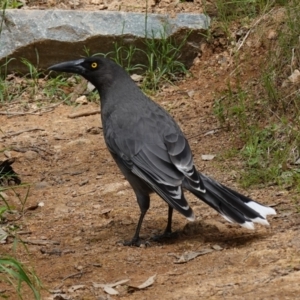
[91,62,97,69]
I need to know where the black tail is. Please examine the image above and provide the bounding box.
[183,173,276,229]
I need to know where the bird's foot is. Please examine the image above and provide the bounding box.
[121,237,151,247]
[151,230,179,242]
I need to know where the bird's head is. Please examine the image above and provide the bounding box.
[48,56,121,92]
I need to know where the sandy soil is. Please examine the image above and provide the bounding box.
[1,1,299,300]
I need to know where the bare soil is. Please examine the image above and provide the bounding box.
[1,2,300,300]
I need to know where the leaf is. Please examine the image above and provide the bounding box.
[0,227,8,243]
[137,274,156,289]
[201,154,216,161]
[128,274,156,292]
[93,278,130,295]
[68,285,85,293]
[174,249,213,264]
[212,245,223,251]
[93,279,130,289]
[103,286,119,295]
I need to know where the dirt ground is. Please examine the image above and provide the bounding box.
[1,1,300,300]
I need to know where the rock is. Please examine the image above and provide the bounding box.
[75,95,88,104]
[131,74,143,82]
[101,182,128,195]
[0,10,210,73]
[267,29,278,40]
[24,150,38,161]
[86,82,96,92]
[187,90,195,98]
[35,182,50,189]
[288,69,300,84]
[87,126,102,134]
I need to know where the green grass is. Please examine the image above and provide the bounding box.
[0,257,41,299]
[214,0,285,37]
[141,26,189,91]
[94,24,189,92]
[3,1,300,298]
[213,0,300,189]
[0,0,23,9]
[0,169,42,299]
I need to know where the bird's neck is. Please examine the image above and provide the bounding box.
[99,78,147,123]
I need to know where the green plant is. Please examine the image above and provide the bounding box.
[213,1,300,189]
[0,257,41,299]
[0,176,41,299]
[92,21,143,74]
[94,24,189,92]
[141,26,189,91]
[0,170,42,298]
[214,0,281,38]
[0,58,16,102]
[0,0,23,9]
[106,42,143,74]
[21,55,42,91]
[42,74,71,101]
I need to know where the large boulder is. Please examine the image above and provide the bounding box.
[0,10,210,73]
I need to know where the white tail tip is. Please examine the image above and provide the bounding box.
[245,201,276,218]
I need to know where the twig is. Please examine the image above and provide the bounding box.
[11,145,54,156]
[3,128,45,138]
[36,97,72,111]
[62,271,86,282]
[68,109,100,119]
[0,111,41,117]
[0,97,72,118]
[54,270,88,289]
[23,239,60,246]
[187,126,228,140]
[16,231,32,235]
[235,8,275,53]
[291,48,295,74]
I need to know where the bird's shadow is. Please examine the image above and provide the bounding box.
[155,220,271,248]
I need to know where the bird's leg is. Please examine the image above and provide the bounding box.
[123,211,147,247]
[151,206,179,241]
[123,194,150,247]
[164,205,173,235]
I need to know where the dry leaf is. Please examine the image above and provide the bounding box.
[128,274,156,292]
[93,279,130,289]
[68,285,85,293]
[201,154,216,161]
[174,249,213,264]
[204,129,219,136]
[212,245,223,251]
[103,286,119,295]
[137,274,156,289]
[0,228,8,244]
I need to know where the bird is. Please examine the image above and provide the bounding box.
[48,56,276,246]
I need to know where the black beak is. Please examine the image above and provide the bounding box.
[48,58,86,74]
